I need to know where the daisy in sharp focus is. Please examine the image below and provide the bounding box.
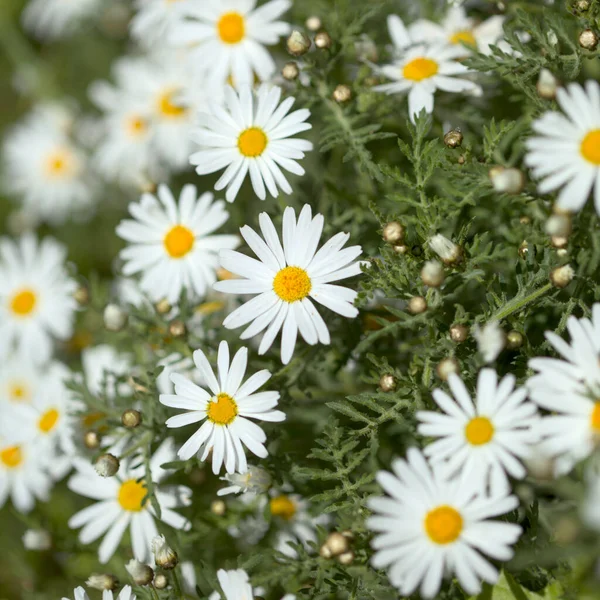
[116,184,239,304]
[160,340,285,474]
[374,16,481,123]
[417,369,539,494]
[0,234,77,364]
[190,84,313,202]
[525,81,600,214]
[209,568,295,600]
[367,447,522,598]
[527,304,600,475]
[21,0,101,40]
[213,205,363,364]
[170,0,291,86]
[62,586,135,600]
[68,438,191,564]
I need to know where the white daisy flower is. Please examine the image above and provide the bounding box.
[81,344,132,399]
[3,112,94,225]
[22,0,101,40]
[367,447,522,598]
[130,0,192,47]
[157,352,197,396]
[375,16,481,122]
[0,356,59,407]
[171,0,291,86]
[61,586,135,600]
[68,438,191,564]
[0,234,77,364]
[213,205,363,364]
[408,7,505,56]
[525,81,600,214]
[209,568,295,600]
[527,305,600,475]
[417,369,539,494]
[189,85,313,202]
[217,464,272,496]
[160,340,285,474]
[116,184,239,304]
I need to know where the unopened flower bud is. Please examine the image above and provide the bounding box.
[428,234,462,265]
[536,68,558,100]
[393,244,408,254]
[550,264,575,288]
[306,16,322,32]
[545,213,571,237]
[152,535,178,569]
[155,298,171,314]
[506,330,524,349]
[126,559,154,586]
[449,324,468,343]
[314,31,332,49]
[286,30,311,56]
[154,573,168,589]
[73,286,90,305]
[122,409,142,428]
[436,358,459,381]
[408,296,427,315]
[337,550,355,565]
[421,260,445,287]
[551,236,568,249]
[518,240,529,258]
[573,0,590,13]
[579,29,598,50]
[443,128,463,148]
[84,430,101,449]
[22,529,51,551]
[282,62,300,81]
[382,221,404,244]
[325,532,350,556]
[473,321,505,363]
[86,574,118,591]
[168,320,186,338]
[103,303,127,331]
[333,84,352,103]
[489,166,525,194]
[319,543,333,558]
[379,373,396,392]
[211,499,226,515]
[94,453,120,478]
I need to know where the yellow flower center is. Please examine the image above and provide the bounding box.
[38,408,60,433]
[580,129,600,165]
[403,57,439,82]
[273,266,312,303]
[464,416,494,445]
[157,89,187,118]
[218,12,245,44]
[118,479,147,512]
[270,495,297,520]
[44,149,74,179]
[450,30,476,47]
[207,393,238,425]
[0,445,23,469]
[126,115,148,138]
[164,225,195,258]
[9,382,29,402]
[424,505,463,544]
[590,402,600,431]
[238,127,268,158]
[10,288,37,317]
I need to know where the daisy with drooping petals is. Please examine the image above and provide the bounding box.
[62,586,135,600]
[217,464,272,497]
[375,16,481,122]
[213,205,363,364]
[417,370,539,494]
[209,568,295,600]
[190,85,313,202]
[527,304,600,475]
[367,448,522,598]
[525,81,600,214]
[21,0,100,40]
[171,0,291,86]
[160,341,284,474]
[68,438,191,564]
[116,184,239,304]
[0,234,77,364]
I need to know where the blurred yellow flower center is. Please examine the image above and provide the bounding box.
[273,267,312,303]
[9,382,29,402]
[82,411,105,428]
[425,505,463,544]
[164,225,195,258]
[270,495,297,520]
[207,393,238,425]
[0,445,22,469]
[126,115,148,137]
[465,416,494,445]
[118,479,147,512]
[158,89,187,118]
[10,289,37,316]
[196,301,225,316]
[45,149,73,178]
[238,127,268,157]
[38,408,60,433]
[403,57,439,81]
[450,30,476,46]
[218,12,245,44]
[581,130,600,165]
[590,402,600,431]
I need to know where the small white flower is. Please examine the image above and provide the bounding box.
[171,0,291,86]
[217,465,272,496]
[68,438,191,564]
[116,184,239,304]
[22,0,100,40]
[525,81,600,214]
[527,305,600,475]
[103,303,128,331]
[473,321,505,363]
[209,568,295,600]
[190,85,313,202]
[22,528,51,550]
[374,16,481,122]
[367,448,522,598]
[160,341,285,474]
[61,586,135,600]
[0,234,77,364]
[214,205,363,364]
[417,369,539,493]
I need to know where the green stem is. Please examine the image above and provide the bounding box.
[150,586,161,600]
[492,282,553,322]
[119,431,153,460]
[172,568,184,599]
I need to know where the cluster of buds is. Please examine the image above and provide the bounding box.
[319,530,355,564]
[285,16,331,58]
